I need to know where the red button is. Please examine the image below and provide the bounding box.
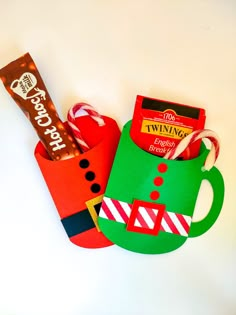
[154,176,163,186]
[150,191,160,200]
[157,163,168,173]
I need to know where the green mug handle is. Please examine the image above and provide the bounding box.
[189,166,225,238]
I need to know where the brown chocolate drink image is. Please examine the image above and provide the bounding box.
[0,53,80,160]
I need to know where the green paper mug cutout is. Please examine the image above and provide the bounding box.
[98,121,225,254]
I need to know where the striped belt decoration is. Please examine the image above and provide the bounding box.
[99,196,192,237]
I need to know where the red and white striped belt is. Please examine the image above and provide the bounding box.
[99,197,192,237]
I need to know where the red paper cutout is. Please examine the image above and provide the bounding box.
[35,115,120,248]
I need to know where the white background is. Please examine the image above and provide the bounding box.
[0,1,235,314]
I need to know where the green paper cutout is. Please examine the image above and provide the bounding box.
[98,121,225,254]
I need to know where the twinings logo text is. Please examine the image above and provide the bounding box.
[141,119,192,140]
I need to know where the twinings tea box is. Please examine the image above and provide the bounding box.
[130,95,206,159]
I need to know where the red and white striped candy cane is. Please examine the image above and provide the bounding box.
[163,129,220,171]
[67,102,105,152]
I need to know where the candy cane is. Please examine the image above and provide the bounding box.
[163,129,220,171]
[67,102,105,152]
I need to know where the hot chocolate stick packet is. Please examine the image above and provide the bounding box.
[0,53,121,249]
[0,53,80,160]
[130,95,206,159]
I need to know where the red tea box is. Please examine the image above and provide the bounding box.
[130,95,206,159]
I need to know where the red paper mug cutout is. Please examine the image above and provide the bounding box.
[35,115,120,248]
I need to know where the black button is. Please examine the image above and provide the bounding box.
[90,183,101,193]
[85,171,95,181]
[79,159,89,168]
